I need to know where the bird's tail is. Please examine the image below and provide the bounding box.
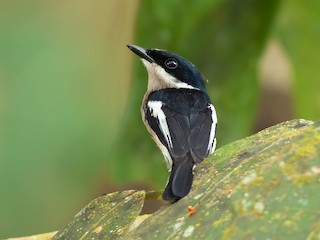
[162,154,194,202]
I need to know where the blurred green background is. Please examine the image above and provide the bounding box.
[0,0,319,238]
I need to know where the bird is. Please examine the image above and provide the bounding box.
[127,44,217,202]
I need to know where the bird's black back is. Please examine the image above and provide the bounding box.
[146,88,214,162]
[148,88,211,115]
[145,88,215,201]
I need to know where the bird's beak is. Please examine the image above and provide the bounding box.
[127,44,154,63]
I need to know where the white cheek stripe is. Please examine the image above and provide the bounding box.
[154,64,198,89]
[207,104,217,155]
[147,101,173,149]
[142,60,198,90]
[153,64,177,85]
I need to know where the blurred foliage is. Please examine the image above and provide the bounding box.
[273,0,320,120]
[0,0,319,239]
[0,0,138,238]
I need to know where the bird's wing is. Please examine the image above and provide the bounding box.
[146,101,217,163]
[188,103,217,162]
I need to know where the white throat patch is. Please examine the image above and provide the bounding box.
[141,59,198,92]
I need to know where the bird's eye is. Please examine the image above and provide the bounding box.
[164,58,178,69]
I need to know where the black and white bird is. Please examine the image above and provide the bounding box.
[127,44,217,202]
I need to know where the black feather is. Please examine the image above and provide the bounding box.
[162,154,194,202]
[145,88,216,201]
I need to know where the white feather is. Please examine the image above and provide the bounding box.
[207,104,217,155]
[147,101,173,149]
[141,59,198,91]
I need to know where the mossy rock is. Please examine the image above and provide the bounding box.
[10,119,320,239]
[126,119,320,239]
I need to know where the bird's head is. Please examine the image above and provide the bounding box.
[127,44,206,92]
